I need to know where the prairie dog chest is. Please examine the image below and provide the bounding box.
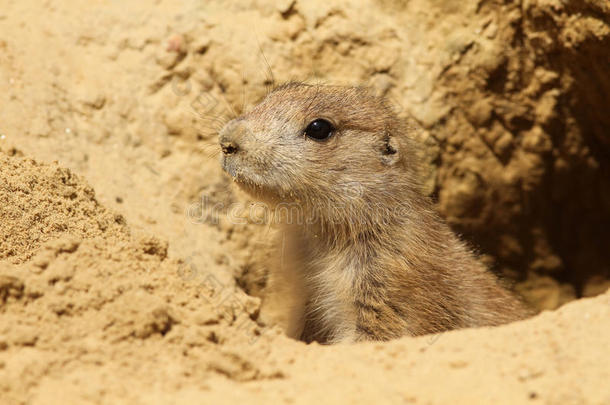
[301,247,360,341]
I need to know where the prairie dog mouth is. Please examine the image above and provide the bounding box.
[220,155,238,178]
[221,155,277,196]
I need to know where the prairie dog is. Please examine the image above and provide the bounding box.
[219,82,530,344]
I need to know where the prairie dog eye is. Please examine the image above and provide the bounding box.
[304,119,334,140]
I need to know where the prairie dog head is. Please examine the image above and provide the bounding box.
[219,82,422,222]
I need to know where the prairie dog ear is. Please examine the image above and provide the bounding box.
[380,134,400,166]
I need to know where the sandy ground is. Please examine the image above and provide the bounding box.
[1,0,609,403]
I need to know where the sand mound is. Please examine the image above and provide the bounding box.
[0,154,128,264]
[0,0,609,403]
[0,153,267,403]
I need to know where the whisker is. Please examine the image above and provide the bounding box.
[241,70,248,115]
[198,144,221,161]
[195,115,230,135]
[216,87,238,120]
[255,33,275,93]
[206,149,221,160]
[200,142,220,154]
[196,114,229,126]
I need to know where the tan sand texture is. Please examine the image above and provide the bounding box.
[0,0,609,403]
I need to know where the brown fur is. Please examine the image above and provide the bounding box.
[219,82,531,344]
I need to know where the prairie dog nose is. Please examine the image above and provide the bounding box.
[219,118,248,155]
[220,139,239,155]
